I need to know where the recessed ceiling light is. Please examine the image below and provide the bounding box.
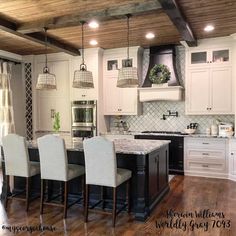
[90,39,98,46]
[204,25,214,32]
[88,20,99,29]
[145,32,155,39]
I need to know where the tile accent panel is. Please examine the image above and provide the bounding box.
[24,63,33,140]
[110,46,234,134]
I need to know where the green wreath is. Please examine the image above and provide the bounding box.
[149,64,171,84]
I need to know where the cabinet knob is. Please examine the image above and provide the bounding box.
[231,153,234,155]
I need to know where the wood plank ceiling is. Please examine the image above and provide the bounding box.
[0,0,235,55]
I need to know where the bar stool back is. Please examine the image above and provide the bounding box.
[37,134,85,218]
[2,134,40,211]
[83,136,131,227]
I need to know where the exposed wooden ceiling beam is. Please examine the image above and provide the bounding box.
[0,17,80,55]
[158,0,197,47]
[17,1,162,33]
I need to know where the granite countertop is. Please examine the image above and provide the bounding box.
[28,138,170,155]
[133,132,232,139]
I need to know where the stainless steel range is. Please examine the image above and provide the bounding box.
[71,100,97,140]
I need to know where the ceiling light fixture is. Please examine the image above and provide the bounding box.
[117,14,138,88]
[72,21,94,89]
[145,32,155,39]
[90,39,98,46]
[204,25,214,32]
[88,20,99,29]
[36,28,56,90]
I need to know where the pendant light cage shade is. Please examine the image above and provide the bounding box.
[117,67,138,88]
[73,67,94,88]
[117,14,139,88]
[36,28,57,90]
[72,21,94,89]
[36,67,56,90]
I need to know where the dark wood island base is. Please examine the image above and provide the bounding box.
[1,141,169,221]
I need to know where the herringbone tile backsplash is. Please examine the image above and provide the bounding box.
[110,46,234,134]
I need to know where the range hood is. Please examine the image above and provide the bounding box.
[139,45,184,102]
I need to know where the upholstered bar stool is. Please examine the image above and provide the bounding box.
[83,136,132,227]
[2,134,40,211]
[37,134,85,219]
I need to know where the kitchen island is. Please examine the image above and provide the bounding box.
[1,138,170,221]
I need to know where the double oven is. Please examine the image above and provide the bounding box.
[71,100,97,140]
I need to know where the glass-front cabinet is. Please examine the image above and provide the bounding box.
[189,48,230,66]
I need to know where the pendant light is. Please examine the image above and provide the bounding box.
[73,21,94,89]
[36,28,56,90]
[117,14,138,88]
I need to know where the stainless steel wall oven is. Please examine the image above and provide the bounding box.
[71,100,97,140]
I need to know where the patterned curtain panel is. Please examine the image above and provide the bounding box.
[0,61,15,142]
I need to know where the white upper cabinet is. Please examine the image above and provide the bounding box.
[185,41,234,115]
[189,48,230,66]
[35,59,70,131]
[103,47,143,115]
[186,66,233,115]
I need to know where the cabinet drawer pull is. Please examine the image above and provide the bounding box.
[82,94,86,97]
[202,153,209,156]
[202,164,209,167]
[202,142,209,145]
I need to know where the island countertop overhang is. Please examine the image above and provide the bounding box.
[28,138,170,155]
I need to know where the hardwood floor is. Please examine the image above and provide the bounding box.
[0,173,236,236]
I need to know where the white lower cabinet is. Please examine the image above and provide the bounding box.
[184,137,228,178]
[229,140,236,181]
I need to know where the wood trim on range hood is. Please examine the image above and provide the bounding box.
[138,86,184,102]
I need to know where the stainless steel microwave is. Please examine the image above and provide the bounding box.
[71,100,97,128]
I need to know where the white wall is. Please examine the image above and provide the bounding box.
[10,64,26,137]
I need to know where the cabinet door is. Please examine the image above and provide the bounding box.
[210,67,232,114]
[148,152,159,204]
[211,49,230,64]
[103,76,120,115]
[229,152,236,175]
[186,69,210,114]
[158,148,168,191]
[190,51,208,65]
[38,97,56,131]
[119,88,138,114]
[36,60,70,131]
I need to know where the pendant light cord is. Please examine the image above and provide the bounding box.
[127,14,130,60]
[81,21,85,65]
[44,27,48,71]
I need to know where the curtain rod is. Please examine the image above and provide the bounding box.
[0,57,21,65]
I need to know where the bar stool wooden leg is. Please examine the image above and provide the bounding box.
[60,181,64,204]
[63,181,68,219]
[112,187,117,227]
[84,184,89,222]
[25,177,30,211]
[101,186,105,209]
[40,179,44,215]
[81,175,85,207]
[126,179,131,213]
[5,175,9,209]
